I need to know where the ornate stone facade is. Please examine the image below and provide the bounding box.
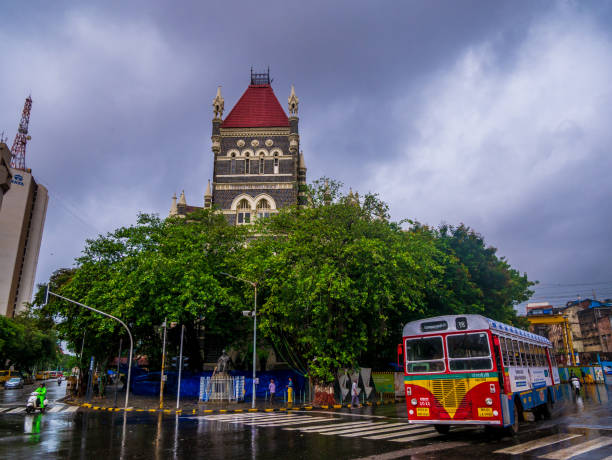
[170,71,307,223]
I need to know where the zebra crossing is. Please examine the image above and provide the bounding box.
[200,412,443,443]
[202,412,612,457]
[494,432,612,459]
[0,404,79,415]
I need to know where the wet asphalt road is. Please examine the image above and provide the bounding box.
[1,382,612,459]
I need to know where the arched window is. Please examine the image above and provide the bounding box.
[236,199,251,224]
[230,152,236,174]
[273,153,279,174]
[257,199,271,219]
[259,157,264,174]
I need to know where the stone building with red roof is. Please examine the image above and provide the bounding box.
[169,70,307,224]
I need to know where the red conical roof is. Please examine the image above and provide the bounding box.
[221,84,290,128]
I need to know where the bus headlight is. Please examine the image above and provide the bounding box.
[485,398,493,406]
[411,398,418,406]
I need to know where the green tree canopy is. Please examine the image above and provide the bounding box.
[32,210,251,372]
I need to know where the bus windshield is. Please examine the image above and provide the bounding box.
[405,337,445,373]
[447,332,492,371]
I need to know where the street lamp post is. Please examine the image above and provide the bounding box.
[220,272,258,409]
[45,287,134,410]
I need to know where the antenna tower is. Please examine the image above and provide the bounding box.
[10,96,33,170]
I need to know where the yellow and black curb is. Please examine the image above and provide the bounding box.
[71,399,402,415]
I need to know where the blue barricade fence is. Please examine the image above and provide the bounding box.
[131,370,307,400]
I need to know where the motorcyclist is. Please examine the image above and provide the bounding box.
[569,371,581,395]
[35,383,47,409]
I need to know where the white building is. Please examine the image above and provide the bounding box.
[0,167,48,317]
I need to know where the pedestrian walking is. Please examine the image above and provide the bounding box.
[269,379,276,405]
[351,380,359,408]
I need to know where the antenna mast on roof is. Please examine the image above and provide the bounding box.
[250,67,271,85]
[10,96,33,171]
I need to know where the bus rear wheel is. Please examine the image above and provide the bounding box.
[540,394,553,420]
[434,424,451,435]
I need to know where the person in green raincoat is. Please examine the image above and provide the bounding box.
[35,383,47,409]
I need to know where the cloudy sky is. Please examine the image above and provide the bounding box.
[1,0,611,307]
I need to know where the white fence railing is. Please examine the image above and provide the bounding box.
[200,376,245,402]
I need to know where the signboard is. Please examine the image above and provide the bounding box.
[372,372,394,394]
[421,320,448,332]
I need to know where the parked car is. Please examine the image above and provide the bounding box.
[5,377,24,389]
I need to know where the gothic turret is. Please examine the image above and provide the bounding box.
[204,180,212,209]
[169,193,178,216]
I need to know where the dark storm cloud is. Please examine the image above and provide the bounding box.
[0,1,610,305]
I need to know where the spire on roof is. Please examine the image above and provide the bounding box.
[204,180,212,209]
[299,151,306,170]
[169,193,178,216]
[212,86,224,120]
[205,180,211,197]
[178,190,186,205]
[288,85,299,116]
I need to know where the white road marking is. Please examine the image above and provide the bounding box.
[289,421,373,432]
[235,415,311,424]
[7,407,26,414]
[342,423,424,438]
[47,405,65,413]
[539,436,612,460]
[0,407,13,413]
[494,434,583,455]
[319,422,389,435]
[389,431,442,443]
[254,418,333,427]
[365,427,435,440]
[209,413,297,421]
[63,406,80,413]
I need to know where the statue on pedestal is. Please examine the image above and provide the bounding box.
[216,350,231,375]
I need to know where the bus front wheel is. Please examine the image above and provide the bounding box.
[434,424,450,435]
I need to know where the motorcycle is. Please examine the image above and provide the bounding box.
[26,392,48,414]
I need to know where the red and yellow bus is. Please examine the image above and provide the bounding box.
[403,314,561,434]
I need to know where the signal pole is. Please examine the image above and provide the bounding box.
[159,318,167,409]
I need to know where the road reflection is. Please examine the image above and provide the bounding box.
[23,413,42,443]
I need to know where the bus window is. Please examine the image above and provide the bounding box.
[405,337,445,373]
[538,346,545,366]
[512,340,521,366]
[525,343,535,367]
[518,342,527,367]
[499,337,509,367]
[446,333,492,371]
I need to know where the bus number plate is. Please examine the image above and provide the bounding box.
[478,408,493,417]
[416,408,429,417]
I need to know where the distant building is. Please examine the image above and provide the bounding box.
[0,142,12,210]
[0,167,48,317]
[526,298,612,362]
[169,70,307,222]
[578,306,612,353]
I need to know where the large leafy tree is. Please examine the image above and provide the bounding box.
[0,314,58,373]
[432,224,534,325]
[32,210,251,374]
[241,180,445,385]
